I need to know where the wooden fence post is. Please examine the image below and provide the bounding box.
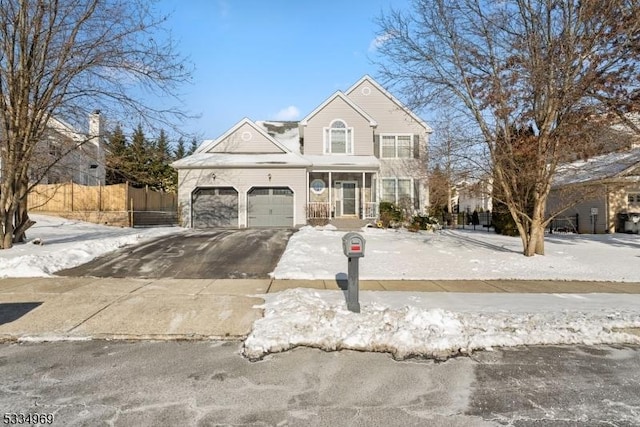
[70,181,74,212]
[125,182,131,227]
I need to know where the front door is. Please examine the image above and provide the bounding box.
[341,181,357,216]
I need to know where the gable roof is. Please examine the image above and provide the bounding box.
[553,148,640,187]
[255,120,301,154]
[172,118,311,169]
[299,91,377,127]
[345,75,433,133]
[195,117,291,154]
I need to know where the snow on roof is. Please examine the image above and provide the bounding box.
[255,121,301,154]
[196,118,292,155]
[610,112,640,134]
[47,116,85,143]
[553,147,640,186]
[304,155,380,170]
[172,152,311,169]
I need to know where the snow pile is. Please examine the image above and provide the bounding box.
[243,289,640,361]
[272,227,640,282]
[0,214,182,277]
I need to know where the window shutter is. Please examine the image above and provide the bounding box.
[373,134,380,158]
[413,135,420,159]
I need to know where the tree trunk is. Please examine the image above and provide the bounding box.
[523,199,547,256]
[534,228,545,255]
[524,222,545,256]
[1,211,15,249]
[13,182,34,243]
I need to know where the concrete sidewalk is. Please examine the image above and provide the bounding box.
[1,277,639,342]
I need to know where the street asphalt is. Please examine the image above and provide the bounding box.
[1,276,640,342]
[1,341,639,426]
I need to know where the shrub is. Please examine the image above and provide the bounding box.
[378,202,403,228]
[411,214,441,231]
[492,211,519,236]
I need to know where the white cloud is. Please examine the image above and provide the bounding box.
[368,32,393,52]
[273,105,300,121]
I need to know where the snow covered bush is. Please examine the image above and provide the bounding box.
[410,214,441,231]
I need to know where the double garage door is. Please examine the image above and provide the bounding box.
[191,187,293,228]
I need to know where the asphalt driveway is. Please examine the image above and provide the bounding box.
[57,228,295,279]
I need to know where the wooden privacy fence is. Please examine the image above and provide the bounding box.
[28,182,177,227]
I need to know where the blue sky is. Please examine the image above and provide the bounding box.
[157,0,411,140]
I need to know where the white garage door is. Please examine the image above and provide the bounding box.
[247,187,294,227]
[192,187,238,228]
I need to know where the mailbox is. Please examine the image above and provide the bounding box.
[342,232,365,258]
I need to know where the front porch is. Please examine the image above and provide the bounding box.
[306,171,379,220]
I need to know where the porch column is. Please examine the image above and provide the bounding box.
[361,172,366,219]
[305,171,310,219]
[376,172,380,204]
[328,171,332,219]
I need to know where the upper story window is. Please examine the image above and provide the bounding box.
[324,119,353,154]
[381,134,413,159]
[629,193,640,204]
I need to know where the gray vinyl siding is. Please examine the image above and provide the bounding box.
[347,79,430,213]
[210,122,284,154]
[177,167,306,228]
[347,80,428,141]
[548,188,608,234]
[303,96,374,156]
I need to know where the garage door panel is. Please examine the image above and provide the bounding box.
[192,187,238,228]
[248,187,293,227]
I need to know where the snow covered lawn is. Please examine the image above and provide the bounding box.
[273,226,640,282]
[243,288,640,361]
[0,214,183,277]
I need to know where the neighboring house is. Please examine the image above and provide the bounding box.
[548,147,640,233]
[172,75,433,228]
[453,179,493,214]
[0,111,106,186]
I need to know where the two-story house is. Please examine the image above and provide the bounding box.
[172,75,432,228]
[0,110,106,186]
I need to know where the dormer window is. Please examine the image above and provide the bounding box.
[324,119,353,154]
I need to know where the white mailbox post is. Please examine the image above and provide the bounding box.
[342,232,365,313]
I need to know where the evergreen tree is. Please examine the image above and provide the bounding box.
[105,125,131,184]
[151,129,177,192]
[155,129,171,163]
[187,137,198,155]
[174,137,186,160]
[129,123,154,187]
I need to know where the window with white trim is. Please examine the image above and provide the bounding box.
[324,119,353,154]
[381,177,414,204]
[629,193,640,204]
[380,134,412,158]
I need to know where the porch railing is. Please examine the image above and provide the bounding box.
[364,202,379,219]
[307,202,331,219]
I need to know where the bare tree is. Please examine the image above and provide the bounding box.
[429,109,488,219]
[375,0,640,256]
[0,0,191,249]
